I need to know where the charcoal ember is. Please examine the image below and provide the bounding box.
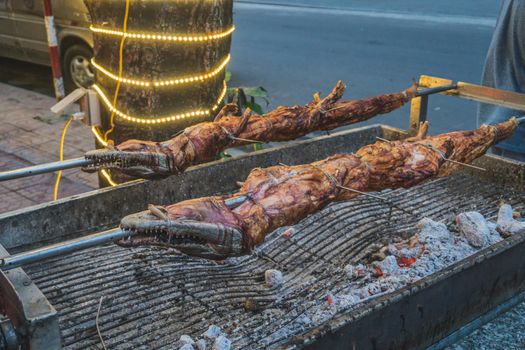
[327,293,337,306]
[344,264,354,278]
[497,204,525,237]
[203,325,223,339]
[196,339,207,350]
[337,294,360,309]
[375,255,400,276]
[367,283,382,296]
[315,210,512,328]
[212,335,231,350]
[371,246,389,261]
[243,298,260,312]
[456,211,489,248]
[352,264,369,279]
[297,313,312,325]
[486,221,503,245]
[416,218,451,243]
[265,269,283,288]
[180,335,195,345]
[387,244,419,259]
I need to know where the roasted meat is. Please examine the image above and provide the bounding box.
[84,81,416,178]
[119,118,518,259]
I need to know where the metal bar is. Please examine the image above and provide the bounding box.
[0,158,93,182]
[427,289,525,350]
[415,84,458,97]
[0,228,129,271]
[0,244,61,350]
[409,94,428,136]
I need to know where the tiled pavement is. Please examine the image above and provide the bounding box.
[0,83,98,214]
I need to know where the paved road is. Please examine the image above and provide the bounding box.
[228,1,499,134]
[237,0,498,18]
[0,0,500,134]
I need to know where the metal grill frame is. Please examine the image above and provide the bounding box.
[0,76,523,349]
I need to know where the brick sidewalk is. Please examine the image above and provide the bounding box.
[0,83,98,214]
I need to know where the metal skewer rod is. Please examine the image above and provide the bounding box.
[423,144,487,171]
[0,228,130,271]
[0,157,93,182]
[336,184,387,201]
[415,84,458,97]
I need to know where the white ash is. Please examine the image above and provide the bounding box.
[179,344,194,350]
[456,212,490,248]
[212,335,231,350]
[195,339,207,350]
[193,325,229,350]
[497,204,525,237]
[203,325,223,340]
[373,255,400,276]
[486,221,503,245]
[265,269,284,288]
[350,263,368,279]
[344,264,354,278]
[180,335,195,345]
[291,207,510,333]
[297,313,312,325]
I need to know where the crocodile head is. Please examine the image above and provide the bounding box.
[83,140,174,179]
[119,199,246,260]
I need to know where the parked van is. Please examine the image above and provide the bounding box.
[0,0,93,92]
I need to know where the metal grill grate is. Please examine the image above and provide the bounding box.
[24,174,524,349]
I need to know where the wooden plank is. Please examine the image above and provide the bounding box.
[451,82,525,112]
[416,75,525,111]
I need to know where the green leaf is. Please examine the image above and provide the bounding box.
[219,151,232,159]
[225,71,232,82]
[245,101,264,115]
[242,86,268,98]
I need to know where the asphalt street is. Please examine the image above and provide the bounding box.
[0,0,500,134]
[228,0,499,134]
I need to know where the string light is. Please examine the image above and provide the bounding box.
[90,25,235,42]
[92,81,228,124]
[91,126,109,146]
[101,169,118,186]
[91,54,231,87]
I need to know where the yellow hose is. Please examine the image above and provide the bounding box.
[53,116,74,201]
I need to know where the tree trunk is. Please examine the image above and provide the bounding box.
[84,0,233,144]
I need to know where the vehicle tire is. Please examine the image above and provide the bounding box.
[62,44,95,93]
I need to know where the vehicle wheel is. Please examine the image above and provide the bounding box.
[62,44,95,93]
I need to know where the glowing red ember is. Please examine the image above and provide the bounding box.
[282,228,294,239]
[373,266,384,277]
[397,257,417,268]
